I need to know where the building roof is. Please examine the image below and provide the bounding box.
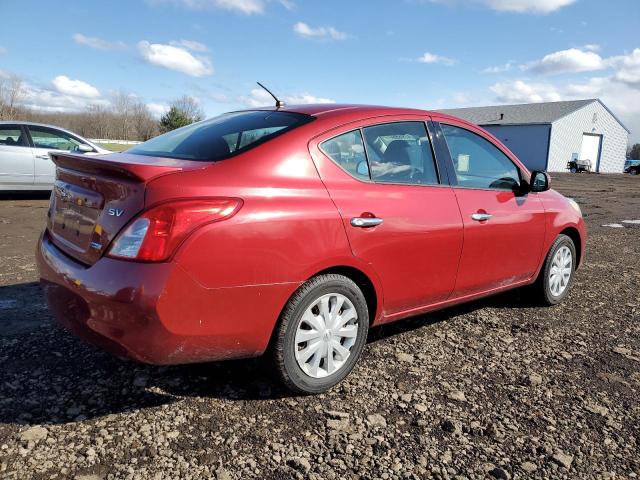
[437,99,600,126]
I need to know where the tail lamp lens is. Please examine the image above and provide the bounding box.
[108,198,242,262]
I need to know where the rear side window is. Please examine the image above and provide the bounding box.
[129,111,313,161]
[320,130,369,180]
[0,126,27,147]
[320,121,439,186]
[441,124,520,190]
[362,122,438,185]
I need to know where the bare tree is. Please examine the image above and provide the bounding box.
[132,102,159,140]
[0,74,25,120]
[171,95,205,123]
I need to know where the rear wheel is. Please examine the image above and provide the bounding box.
[273,274,369,394]
[533,234,576,305]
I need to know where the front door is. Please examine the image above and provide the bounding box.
[436,121,546,297]
[310,118,463,318]
[0,124,34,187]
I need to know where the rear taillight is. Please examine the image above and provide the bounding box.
[108,198,242,262]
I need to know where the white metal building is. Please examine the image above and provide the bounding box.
[439,99,630,173]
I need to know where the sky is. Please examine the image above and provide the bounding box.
[1,0,639,141]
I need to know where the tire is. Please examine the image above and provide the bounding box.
[273,274,369,394]
[631,169,638,175]
[533,234,577,306]
[570,167,577,173]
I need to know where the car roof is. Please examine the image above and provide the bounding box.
[252,103,431,118]
[249,103,475,129]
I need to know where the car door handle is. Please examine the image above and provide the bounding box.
[350,217,383,228]
[35,154,50,160]
[471,213,493,221]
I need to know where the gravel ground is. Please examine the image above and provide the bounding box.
[0,174,638,480]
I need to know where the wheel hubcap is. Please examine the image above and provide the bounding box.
[549,245,572,296]
[294,293,358,379]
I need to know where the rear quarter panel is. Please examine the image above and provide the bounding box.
[145,129,385,328]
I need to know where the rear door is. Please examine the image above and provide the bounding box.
[310,117,463,318]
[433,119,546,297]
[0,124,34,187]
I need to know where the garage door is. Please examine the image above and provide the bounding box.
[579,134,602,172]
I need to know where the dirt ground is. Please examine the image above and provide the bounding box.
[0,173,638,479]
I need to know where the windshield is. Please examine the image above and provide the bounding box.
[128,110,313,161]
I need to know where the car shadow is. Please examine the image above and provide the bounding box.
[0,281,540,426]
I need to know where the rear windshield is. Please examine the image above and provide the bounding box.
[128,110,313,161]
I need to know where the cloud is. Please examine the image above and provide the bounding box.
[450,92,473,106]
[147,102,170,117]
[483,62,514,73]
[240,88,335,107]
[148,0,265,14]
[277,0,295,9]
[526,48,606,75]
[484,0,576,13]
[490,80,563,103]
[52,75,101,99]
[415,52,456,66]
[582,44,600,52]
[138,41,213,77]
[293,22,348,41]
[72,33,126,50]
[169,39,208,52]
[427,0,576,13]
[610,48,640,89]
[20,82,108,112]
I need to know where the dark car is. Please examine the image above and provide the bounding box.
[624,159,640,175]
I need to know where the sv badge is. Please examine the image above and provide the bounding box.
[107,208,125,217]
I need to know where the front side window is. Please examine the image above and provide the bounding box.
[0,126,27,147]
[441,124,520,190]
[320,130,369,180]
[362,122,438,185]
[129,111,313,161]
[28,126,83,152]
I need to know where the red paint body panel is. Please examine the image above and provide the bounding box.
[451,188,546,296]
[308,115,463,317]
[36,104,587,365]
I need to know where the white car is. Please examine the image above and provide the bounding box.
[0,121,112,190]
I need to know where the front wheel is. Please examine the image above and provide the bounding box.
[533,234,577,305]
[273,274,370,394]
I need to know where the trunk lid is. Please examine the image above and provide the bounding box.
[47,152,206,265]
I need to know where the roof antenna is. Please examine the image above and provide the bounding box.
[257,82,285,108]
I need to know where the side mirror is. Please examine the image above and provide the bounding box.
[77,144,94,153]
[530,170,550,192]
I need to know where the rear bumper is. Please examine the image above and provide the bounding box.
[36,231,297,364]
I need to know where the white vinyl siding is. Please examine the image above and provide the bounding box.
[547,101,629,173]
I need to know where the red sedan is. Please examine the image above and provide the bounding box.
[37,104,586,394]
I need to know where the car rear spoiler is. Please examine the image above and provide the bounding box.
[51,152,207,183]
